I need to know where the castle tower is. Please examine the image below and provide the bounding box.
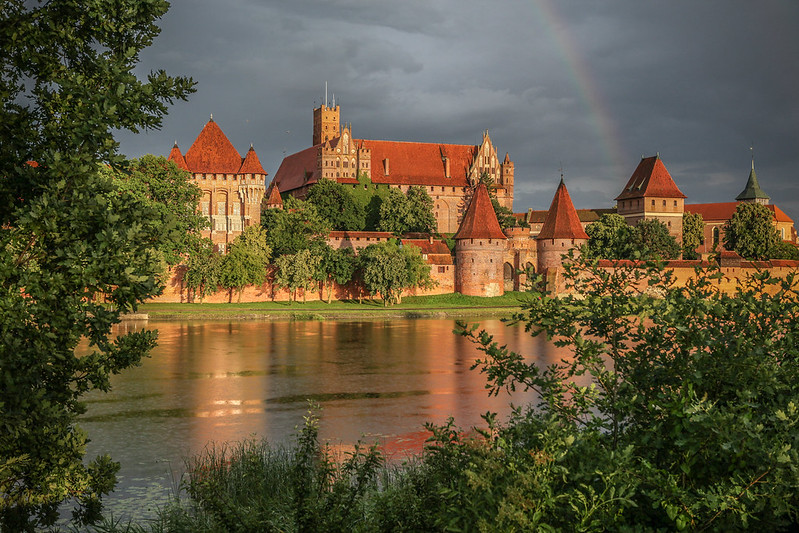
[170,117,267,252]
[735,156,770,205]
[454,183,507,296]
[313,104,340,146]
[264,181,283,209]
[536,178,589,274]
[615,155,686,242]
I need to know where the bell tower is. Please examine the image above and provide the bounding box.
[313,104,340,146]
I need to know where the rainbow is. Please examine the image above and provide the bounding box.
[531,0,629,175]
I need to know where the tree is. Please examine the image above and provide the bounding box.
[219,226,271,302]
[262,196,330,258]
[274,248,322,303]
[184,239,222,303]
[357,241,434,306]
[0,1,194,528]
[378,186,437,235]
[724,202,780,260]
[479,171,520,229]
[405,186,438,233]
[584,213,637,260]
[104,155,207,265]
[452,255,799,530]
[682,211,704,259]
[635,218,680,260]
[314,246,357,303]
[306,178,366,231]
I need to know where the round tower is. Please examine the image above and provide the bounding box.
[454,184,507,297]
[536,179,589,274]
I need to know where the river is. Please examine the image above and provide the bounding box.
[76,316,565,522]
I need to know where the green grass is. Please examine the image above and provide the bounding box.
[136,292,530,320]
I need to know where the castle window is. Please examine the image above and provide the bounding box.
[662,200,666,207]
[233,203,240,215]
[651,200,655,207]
[217,201,226,215]
[218,243,226,254]
[667,221,671,227]
[674,200,678,207]
[438,266,446,273]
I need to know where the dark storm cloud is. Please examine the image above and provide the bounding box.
[120,1,799,220]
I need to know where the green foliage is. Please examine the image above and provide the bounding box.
[724,202,781,260]
[771,241,799,260]
[183,239,222,303]
[261,196,330,258]
[103,155,207,265]
[275,248,322,303]
[585,213,638,259]
[682,211,704,259]
[454,254,799,530]
[0,0,193,528]
[350,172,391,231]
[378,186,437,235]
[306,178,366,231]
[219,226,271,302]
[586,214,680,260]
[634,218,681,260]
[357,241,434,306]
[479,172,521,229]
[315,245,357,303]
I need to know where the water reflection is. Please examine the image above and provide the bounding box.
[80,317,571,521]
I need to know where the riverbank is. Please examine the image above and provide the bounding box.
[133,292,529,320]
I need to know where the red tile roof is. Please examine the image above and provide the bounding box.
[453,183,507,240]
[238,145,267,175]
[273,146,320,191]
[361,140,475,187]
[265,182,283,206]
[615,156,686,200]
[685,202,794,223]
[184,119,243,174]
[273,137,487,192]
[537,180,589,240]
[167,143,189,171]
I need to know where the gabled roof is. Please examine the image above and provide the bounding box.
[537,179,589,240]
[184,118,243,174]
[273,146,321,191]
[453,183,506,240]
[167,143,189,171]
[361,140,476,187]
[273,136,490,193]
[265,182,283,206]
[615,155,686,200]
[736,163,769,202]
[239,145,267,174]
[685,202,793,223]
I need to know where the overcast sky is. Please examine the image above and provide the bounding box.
[119,0,799,221]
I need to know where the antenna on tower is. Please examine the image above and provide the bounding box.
[332,92,336,107]
[750,142,755,170]
[325,82,328,107]
[559,161,564,183]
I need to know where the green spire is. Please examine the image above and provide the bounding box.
[736,156,769,203]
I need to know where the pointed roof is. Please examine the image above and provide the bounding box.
[537,179,589,240]
[239,144,267,174]
[265,182,283,207]
[184,118,243,174]
[736,161,769,202]
[453,183,506,240]
[167,142,189,171]
[615,155,686,200]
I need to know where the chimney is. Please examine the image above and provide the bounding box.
[444,156,450,178]
[383,158,389,176]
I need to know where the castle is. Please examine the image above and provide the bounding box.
[163,105,797,302]
[272,104,514,234]
[168,116,267,253]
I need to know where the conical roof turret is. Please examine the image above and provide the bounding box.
[736,159,769,203]
[265,181,283,207]
[184,118,243,174]
[239,144,267,175]
[167,142,189,171]
[537,179,589,240]
[453,183,506,240]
